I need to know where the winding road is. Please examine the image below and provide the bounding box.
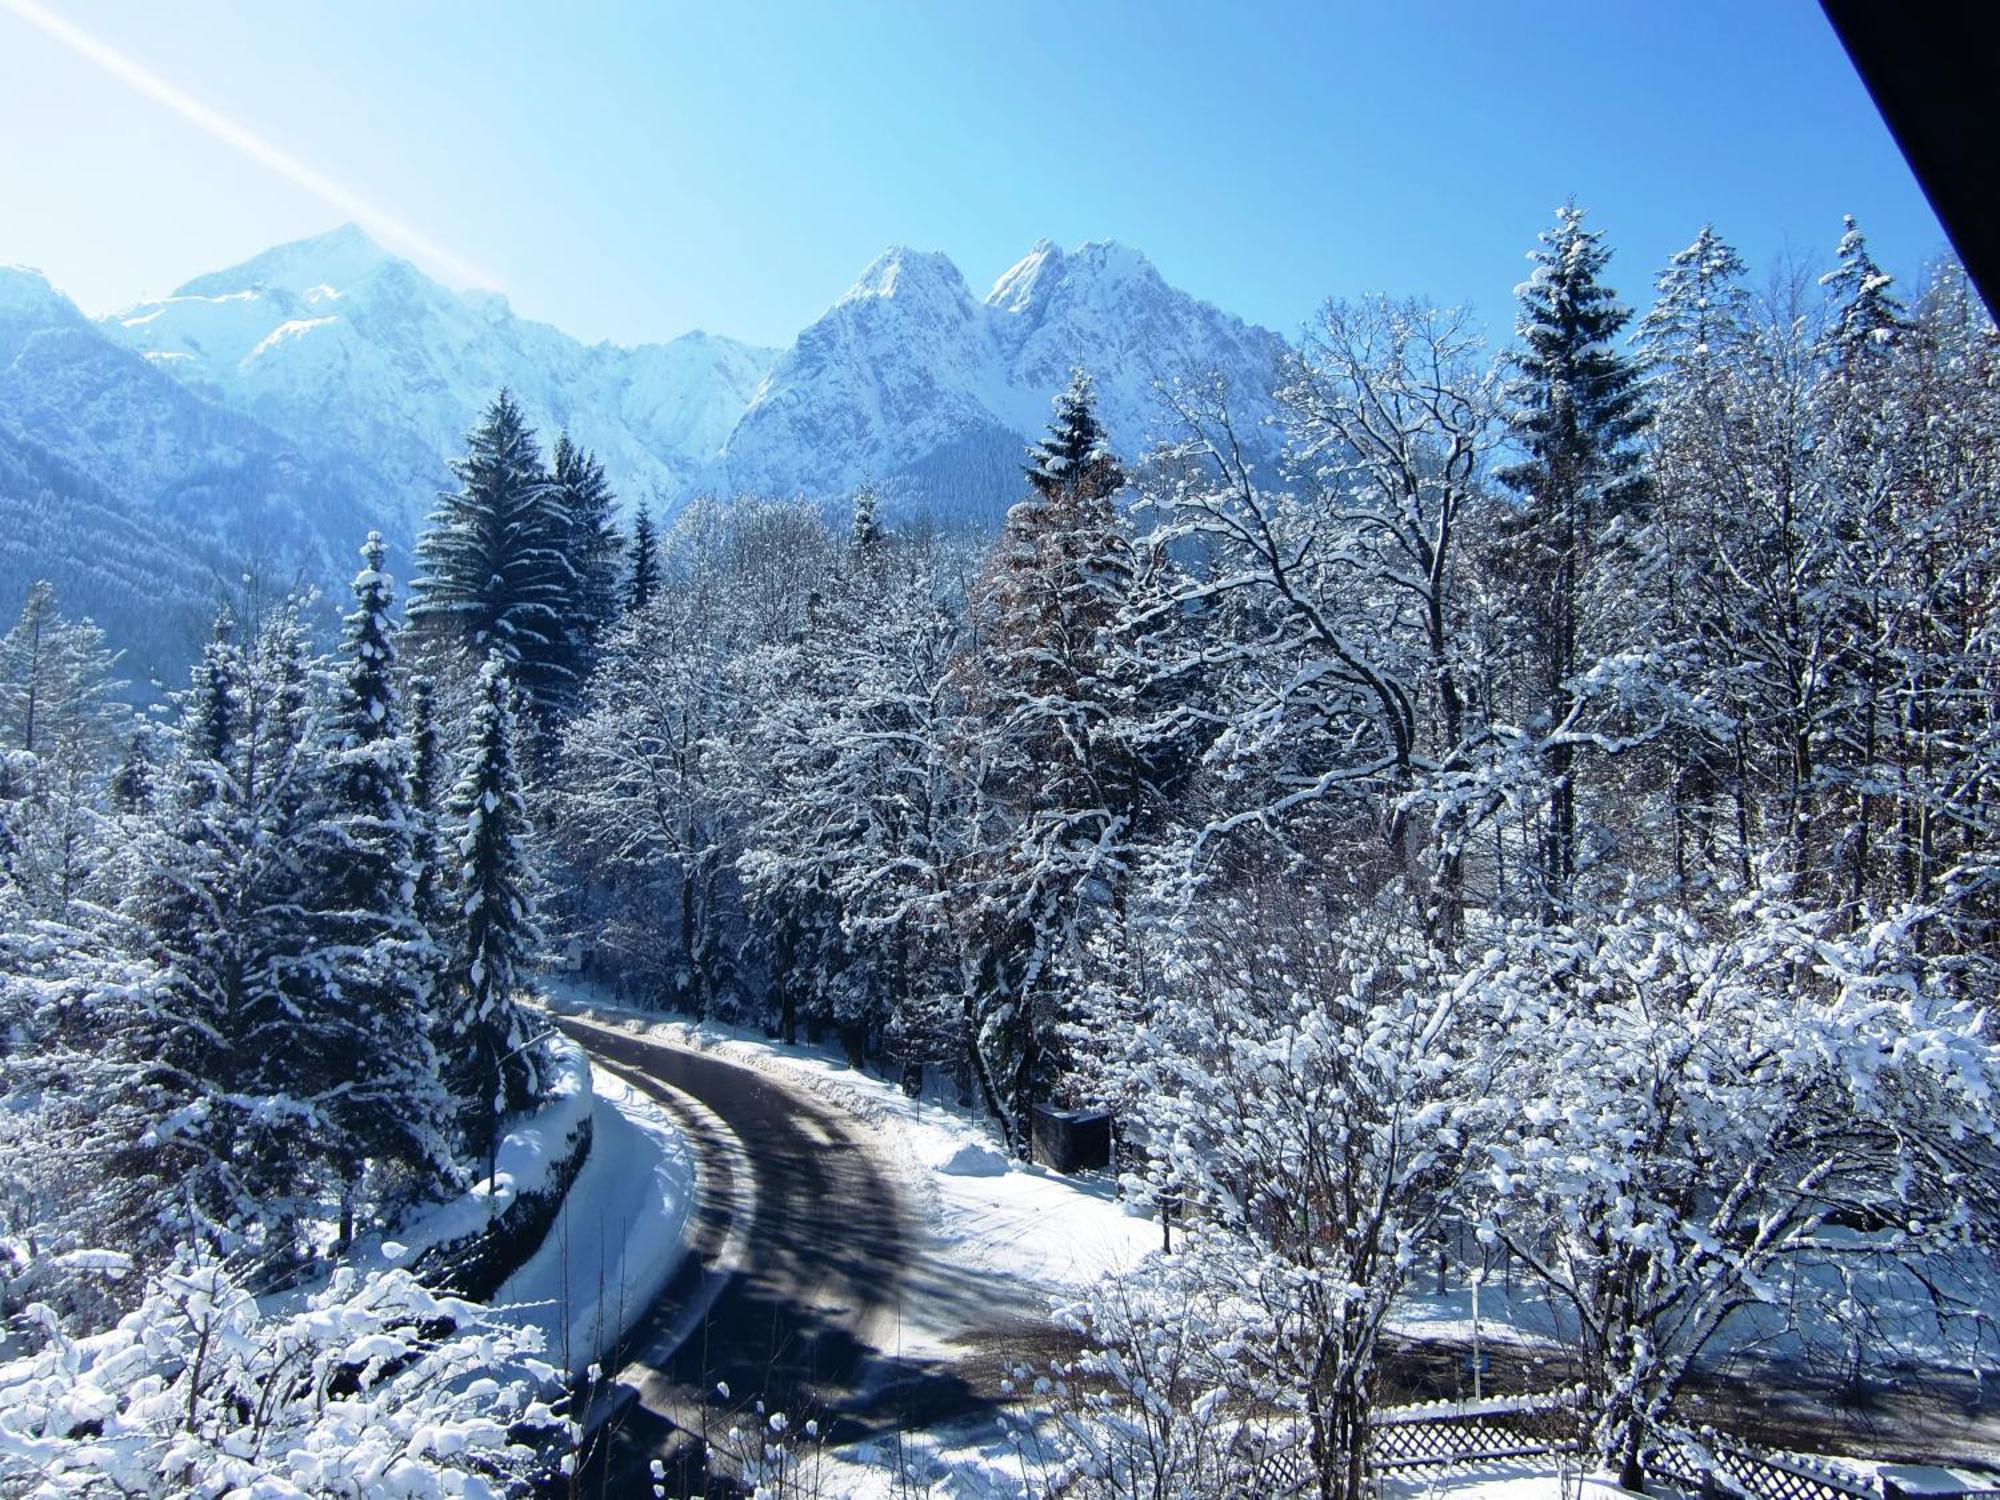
[551,1015,1006,1496]
[548,1013,2000,1493]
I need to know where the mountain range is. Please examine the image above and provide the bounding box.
[0,224,1288,671]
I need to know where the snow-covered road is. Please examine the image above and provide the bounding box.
[553,1013,1018,1493]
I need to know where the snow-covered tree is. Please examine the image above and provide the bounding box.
[1820,214,1909,374]
[290,534,453,1240]
[0,581,125,919]
[0,580,121,758]
[444,652,547,1177]
[549,430,623,695]
[734,515,974,1071]
[1496,202,1652,913]
[0,1257,552,1495]
[1065,877,1485,1500]
[558,498,835,1018]
[957,371,1140,1148]
[117,608,333,1264]
[409,391,577,734]
[624,500,660,614]
[1474,894,2000,1489]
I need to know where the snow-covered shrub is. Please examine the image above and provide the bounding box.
[0,1257,558,1497]
[1473,892,2000,1488]
[1063,880,1486,1500]
[1047,1246,1306,1498]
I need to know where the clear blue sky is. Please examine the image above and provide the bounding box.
[0,0,1948,350]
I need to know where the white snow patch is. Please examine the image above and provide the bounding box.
[345,1036,595,1277]
[937,1141,1009,1178]
[491,1067,695,1375]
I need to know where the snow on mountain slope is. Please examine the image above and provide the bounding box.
[103,225,779,529]
[0,264,371,682]
[92,226,1284,539]
[716,237,1289,519]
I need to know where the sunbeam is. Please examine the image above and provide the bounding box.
[0,0,496,289]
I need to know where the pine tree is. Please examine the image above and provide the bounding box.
[1,581,59,755]
[550,431,622,696]
[0,580,120,759]
[964,370,1138,1149]
[109,726,159,816]
[1820,214,1908,372]
[1638,224,1751,382]
[625,502,661,614]
[408,391,576,733]
[444,652,546,1178]
[0,581,124,918]
[125,612,294,1252]
[849,482,886,558]
[291,535,451,1237]
[1498,203,1651,911]
[1634,226,1756,889]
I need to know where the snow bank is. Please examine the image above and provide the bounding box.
[489,1066,696,1376]
[1379,1463,1680,1498]
[331,1037,598,1303]
[938,1141,1009,1177]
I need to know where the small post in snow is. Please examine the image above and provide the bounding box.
[1469,1267,1484,1402]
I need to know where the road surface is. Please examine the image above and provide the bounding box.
[551,1015,998,1495]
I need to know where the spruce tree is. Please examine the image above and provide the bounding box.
[850,482,886,558]
[118,617,245,1248]
[967,370,1138,1150]
[108,726,158,816]
[1498,203,1650,911]
[1638,224,1751,382]
[408,391,576,732]
[1,581,59,755]
[0,581,120,760]
[550,432,622,686]
[1820,214,1908,372]
[291,535,451,1235]
[625,502,661,614]
[444,652,546,1179]
[1636,226,1755,890]
[126,611,310,1252]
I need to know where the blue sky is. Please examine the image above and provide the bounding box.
[0,0,1947,349]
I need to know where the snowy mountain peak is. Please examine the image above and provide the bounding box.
[100,226,781,536]
[987,238,1160,315]
[0,264,82,325]
[986,239,1065,315]
[717,236,1287,518]
[86,226,1277,539]
[174,222,394,300]
[838,247,974,309]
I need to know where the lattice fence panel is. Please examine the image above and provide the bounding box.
[1369,1394,1582,1474]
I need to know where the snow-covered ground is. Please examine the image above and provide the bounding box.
[318,1036,597,1286]
[321,1031,697,1379]
[537,988,1174,1496]
[1380,1463,1683,1498]
[489,1065,696,1376]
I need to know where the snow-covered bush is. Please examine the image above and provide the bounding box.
[1063,880,1486,1500]
[0,1257,558,1497]
[1473,893,2000,1488]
